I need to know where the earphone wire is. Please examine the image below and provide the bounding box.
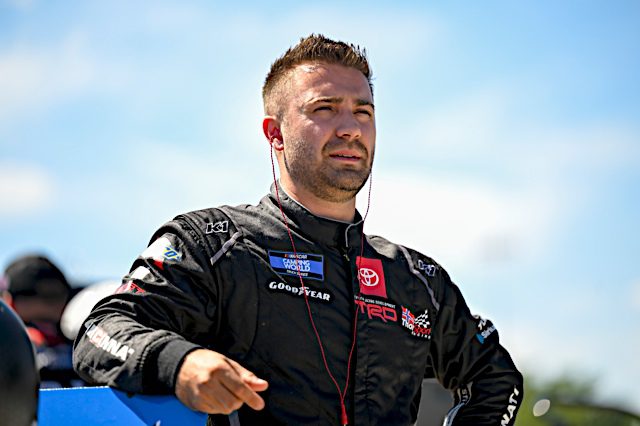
[269,145,373,426]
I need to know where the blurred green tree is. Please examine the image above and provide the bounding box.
[515,374,640,426]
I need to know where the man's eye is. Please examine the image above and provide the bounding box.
[356,110,373,117]
[314,106,332,112]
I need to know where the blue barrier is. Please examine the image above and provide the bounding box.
[38,387,207,425]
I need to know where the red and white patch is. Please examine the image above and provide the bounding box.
[115,281,145,294]
[141,237,182,270]
[115,266,151,294]
[356,257,387,298]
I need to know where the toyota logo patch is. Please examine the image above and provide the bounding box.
[358,268,380,287]
[356,257,387,298]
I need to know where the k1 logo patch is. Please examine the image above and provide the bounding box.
[206,220,228,234]
[356,257,387,298]
[268,251,324,281]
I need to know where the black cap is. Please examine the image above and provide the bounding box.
[3,255,71,300]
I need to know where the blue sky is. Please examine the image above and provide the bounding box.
[1,0,639,413]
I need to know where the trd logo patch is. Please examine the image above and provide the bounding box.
[354,295,397,323]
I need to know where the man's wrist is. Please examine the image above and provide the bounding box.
[146,338,203,394]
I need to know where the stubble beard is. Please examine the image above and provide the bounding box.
[283,138,373,203]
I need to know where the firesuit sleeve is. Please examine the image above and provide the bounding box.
[428,267,524,426]
[73,216,223,394]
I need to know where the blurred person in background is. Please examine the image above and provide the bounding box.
[1,254,84,388]
[0,298,40,426]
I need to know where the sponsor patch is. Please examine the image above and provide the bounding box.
[354,295,397,323]
[417,259,437,277]
[501,386,521,425]
[401,306,415,330]
[84,322,135,361]
[116,267,149,294]
[401,306,432,339]
[115,281,146,294]
[141,237,182,270]
[474,315,497,344]
[266,281,332,303]
[356,257,387,298]
[206,220,228,234]
[268,251,324,281]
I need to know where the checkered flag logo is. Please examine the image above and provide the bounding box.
[412,310,432,339]
[415,312,430,328]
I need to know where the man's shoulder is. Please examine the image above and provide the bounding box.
[367,234,447,280]
[177,203,251,221]
[169,202,261,236]
[367,234,439,265]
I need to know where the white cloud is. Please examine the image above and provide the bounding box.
[407,88,510,156]
[516,124,640,182]
[375,88,640,272]
[0,162,55,217]
[0,34,95,124]
[60,139,272,233]
[356,171,558,272]
[398,86,640,179]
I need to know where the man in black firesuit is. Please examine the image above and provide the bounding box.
[73,34,523,425]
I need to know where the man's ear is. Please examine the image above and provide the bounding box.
[1,291,14,309]
[263,117,284,151]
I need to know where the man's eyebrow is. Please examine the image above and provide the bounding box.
[307,96,343,104]
[356,99,375,110]
[306,96,375,109]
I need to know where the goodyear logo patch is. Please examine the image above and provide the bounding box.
[268,250,324,281]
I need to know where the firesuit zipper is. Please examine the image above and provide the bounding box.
[340,241,363,426]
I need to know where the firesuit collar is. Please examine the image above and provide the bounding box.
[266,182,364,248]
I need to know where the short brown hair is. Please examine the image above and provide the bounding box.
[262,34,373,118]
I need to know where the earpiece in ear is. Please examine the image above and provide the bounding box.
[270,128,284,151]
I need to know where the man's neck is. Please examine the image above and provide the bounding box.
[279,179,357,223]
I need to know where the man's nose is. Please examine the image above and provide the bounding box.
[335,111,362,141]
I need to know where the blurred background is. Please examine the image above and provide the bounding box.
[1,0,638,423]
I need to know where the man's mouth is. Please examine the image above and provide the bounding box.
[329,150,363,162]
[331,154,359,159]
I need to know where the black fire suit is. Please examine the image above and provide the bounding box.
[73,184,523,425]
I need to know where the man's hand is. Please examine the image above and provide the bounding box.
[175,349,269,414]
